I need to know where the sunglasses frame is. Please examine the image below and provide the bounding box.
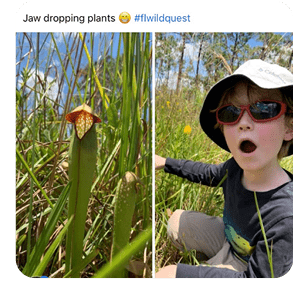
[216,99,287,125]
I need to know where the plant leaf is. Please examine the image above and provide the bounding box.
[93,226,151,278]
[22,181,70,276]
[32,215,74,277]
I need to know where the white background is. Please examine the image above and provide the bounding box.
[13,0,293,32]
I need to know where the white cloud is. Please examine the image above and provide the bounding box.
[18,68,61,101]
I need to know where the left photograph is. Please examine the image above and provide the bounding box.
[16,32,152,278]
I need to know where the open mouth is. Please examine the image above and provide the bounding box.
[239,140,257,154]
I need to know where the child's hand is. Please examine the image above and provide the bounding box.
[155,155,166,170]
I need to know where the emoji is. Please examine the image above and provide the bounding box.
[119,12,131,24]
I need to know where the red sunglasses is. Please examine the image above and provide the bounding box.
[216,100,287,125]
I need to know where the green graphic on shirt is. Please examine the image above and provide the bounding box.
[225,225,255,257]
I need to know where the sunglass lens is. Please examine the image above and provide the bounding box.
[250,101,281,120]
[218,105,241,123]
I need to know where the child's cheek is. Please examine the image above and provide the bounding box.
[256,123,284,149]
[223,126,238,150]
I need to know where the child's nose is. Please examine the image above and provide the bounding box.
[238,110,254,131]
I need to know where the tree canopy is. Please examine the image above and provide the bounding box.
[155,32,293,95]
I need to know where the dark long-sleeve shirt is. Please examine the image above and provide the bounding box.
[164,157,293,278]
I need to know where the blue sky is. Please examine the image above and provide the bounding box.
[16,32,123,110]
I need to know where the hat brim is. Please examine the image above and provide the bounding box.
[199,74,293,157]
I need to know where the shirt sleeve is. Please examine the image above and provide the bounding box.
[164,158,228,187]
[176,217,293,278]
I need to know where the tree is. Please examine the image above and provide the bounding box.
[176,33,186,94]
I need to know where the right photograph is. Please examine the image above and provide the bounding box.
[155,32,293,278]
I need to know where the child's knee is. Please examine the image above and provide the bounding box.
[167,209,184,234]
[167,209,185,248]
[156,265,177,278]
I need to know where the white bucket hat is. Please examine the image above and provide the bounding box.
[200,59,293,156]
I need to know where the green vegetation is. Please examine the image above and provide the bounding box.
[16,32,152,278]
[155,32,293,273]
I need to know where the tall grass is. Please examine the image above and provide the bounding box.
[16,32,152,278]
[155,87,293,272]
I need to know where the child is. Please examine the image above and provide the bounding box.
[155,59,293,278]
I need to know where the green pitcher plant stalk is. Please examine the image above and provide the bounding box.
[111,171,143,277]
[65,103,101,276]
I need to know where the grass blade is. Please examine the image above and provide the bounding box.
[78,32,110,109]
[22,181,70,276]
[32,215,74,277]
[254,191,274,278]
[16,148,53,208]
[64,248,100,278]
[93,226,151,278]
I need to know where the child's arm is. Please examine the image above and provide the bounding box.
[164,157,230,187]
[155,155,166,170]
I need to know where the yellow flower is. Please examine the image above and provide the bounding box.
[166,101,170,107]
[184,125,192,134]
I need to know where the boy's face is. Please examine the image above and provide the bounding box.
[223,82,293,173]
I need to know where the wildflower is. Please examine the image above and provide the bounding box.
[184,125,192,134]
[166,101,170,108]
